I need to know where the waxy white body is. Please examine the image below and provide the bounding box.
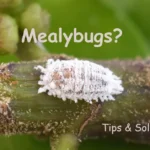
[35,59,124,103]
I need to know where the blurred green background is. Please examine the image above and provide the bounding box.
[1,0,150,149]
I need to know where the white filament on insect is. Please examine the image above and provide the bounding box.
[35,59,124,104]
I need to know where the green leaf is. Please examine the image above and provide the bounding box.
[37,0,149,59]
[0,55,18,62]
[101,0,150,44]
[0,135,50,150]
[80,138,150,150]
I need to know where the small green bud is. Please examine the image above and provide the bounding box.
[0,14,19,54]
[20,3,50,34]
[17,42,48,60]
[57,134,78,150]
[0,0,22,9]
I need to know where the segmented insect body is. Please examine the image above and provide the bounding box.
[35,59,124,103]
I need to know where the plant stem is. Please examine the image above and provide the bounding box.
[0,57,150,145]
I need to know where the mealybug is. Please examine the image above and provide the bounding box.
[35,59,124,103]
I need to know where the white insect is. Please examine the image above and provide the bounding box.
[35,59,124,104]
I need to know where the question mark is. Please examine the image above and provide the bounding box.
[113,28,123,43]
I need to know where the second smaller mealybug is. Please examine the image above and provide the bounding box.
[35,59,124,104]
